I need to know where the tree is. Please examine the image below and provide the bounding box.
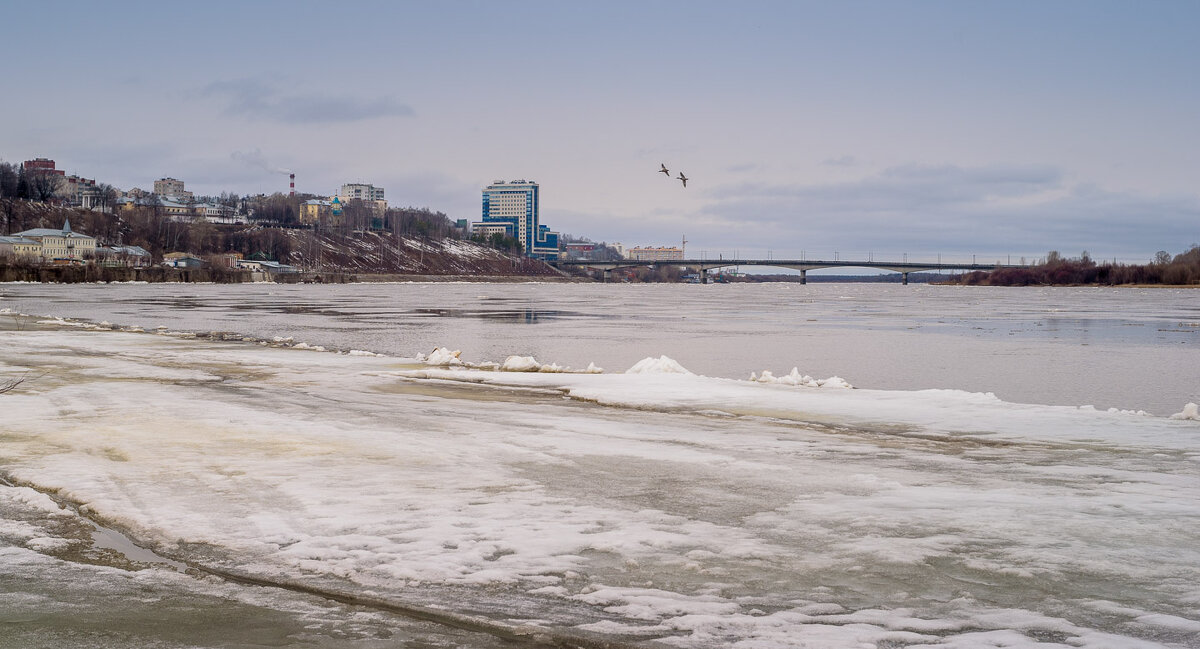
[0,162,18,199]
[26,171,62,203]
[1153,251,1171,265]
[92,183,118,213]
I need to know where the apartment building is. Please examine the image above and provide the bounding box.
[153,177,194,201]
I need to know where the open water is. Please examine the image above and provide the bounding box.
[5,282,1199,413]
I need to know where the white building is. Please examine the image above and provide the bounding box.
[339,183,385,202]
[628,246,684,262]
[195,202,241,223]
[0,236,41,260]
[13,219,97,263]
[471,223,513,238]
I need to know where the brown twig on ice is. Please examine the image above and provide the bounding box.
[0,372,41,395]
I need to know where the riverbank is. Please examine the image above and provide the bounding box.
[0,264,360,284]
[353,272,586,283]
[0,265,590,284]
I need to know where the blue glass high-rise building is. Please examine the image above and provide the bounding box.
[472,180,559,261]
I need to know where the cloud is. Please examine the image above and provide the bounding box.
[202,78,414,124]
[688,163,1199,259]
[822,155,858,167]
[726,162,760,174]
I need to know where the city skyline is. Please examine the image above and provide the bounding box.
[2,1,1197,263]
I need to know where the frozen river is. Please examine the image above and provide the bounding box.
[1,282,1198,648]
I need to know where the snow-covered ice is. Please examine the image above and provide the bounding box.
[2,326,1198,648]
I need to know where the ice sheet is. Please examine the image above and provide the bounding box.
[2,329,1197,648]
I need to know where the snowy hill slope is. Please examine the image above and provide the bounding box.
[282,230,561,277]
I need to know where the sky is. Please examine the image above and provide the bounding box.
[2,0,1197,264]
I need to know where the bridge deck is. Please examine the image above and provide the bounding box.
[553,259,1021,273]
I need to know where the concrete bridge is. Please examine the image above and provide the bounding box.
[551,258,1024,284]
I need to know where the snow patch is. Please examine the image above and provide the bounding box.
[501,356,541,372]
[626,356,692,375]
[1169,402,1200,421]
[421,347,464,366]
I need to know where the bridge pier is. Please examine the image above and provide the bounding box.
[901,272,908,285]
[800,269,806,285]
[700,268,708,284]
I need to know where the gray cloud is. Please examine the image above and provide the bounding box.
[822,155,858,167]
[691,164,1198,260]
[202,78,414,124]
[726,162,760,174]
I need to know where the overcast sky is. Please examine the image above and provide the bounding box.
[2,1,1197,263]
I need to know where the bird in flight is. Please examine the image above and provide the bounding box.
[659,163,670,176]
[677,172,688,188]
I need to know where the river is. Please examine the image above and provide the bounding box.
[1,282,1197,648]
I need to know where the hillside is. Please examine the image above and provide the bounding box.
[278,229,564,278]
[2,200,567,279]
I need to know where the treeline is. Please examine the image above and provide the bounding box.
[736,272,947,283]
[251,193,459,237]
[2,192,468,263]
[0,161,118,206]
[0,199,297,262]
[951,249,1200,286]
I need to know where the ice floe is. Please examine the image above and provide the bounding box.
[750,367,853,388]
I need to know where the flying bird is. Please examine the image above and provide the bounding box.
[677,172,688,188]
[659,163,670,176]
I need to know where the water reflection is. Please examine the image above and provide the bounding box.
[2,283,1197,414]
[413,308,571,323]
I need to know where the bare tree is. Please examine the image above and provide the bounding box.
[0,162,18,199]
[93,183,118,213]
[26,171,62,203]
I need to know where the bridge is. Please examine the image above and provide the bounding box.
[551,258,1025,284]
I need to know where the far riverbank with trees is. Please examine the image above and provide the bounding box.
[946,248,1200,286]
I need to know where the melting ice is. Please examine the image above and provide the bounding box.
[2,323,1198,648]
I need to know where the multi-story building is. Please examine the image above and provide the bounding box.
[472,223,514,239]
[628,246,685,262]
[195,201,239,223]
[0,236,41,260]
[563,242,597,260]
[153,177,194,201]
[471,180,559,261]
[22,158,65,176]
[300,198,345,226]
[13,219,97,264]
[159,197,197,221]
[56,175,98,207]
[337,184,386,215]
[339,183,385,202]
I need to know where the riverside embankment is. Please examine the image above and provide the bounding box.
[0,264,356,284]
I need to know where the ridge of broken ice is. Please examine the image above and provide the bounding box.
[419,346,603,374]
[1170,402,1200,420]
[750,367,853,389]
